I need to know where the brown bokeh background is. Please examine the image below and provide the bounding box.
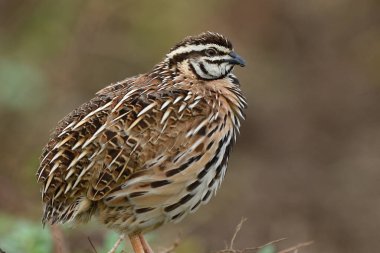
[1,1,379,252]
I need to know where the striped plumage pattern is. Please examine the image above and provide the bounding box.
[37,32,247,235]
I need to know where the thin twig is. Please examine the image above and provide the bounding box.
[107,234,125,253]
[88,236,98,253]
[229,218,247,250]
[158,232,182,253]
[243,238,287,252]
[217,218,286,253]
[278,241,314,253]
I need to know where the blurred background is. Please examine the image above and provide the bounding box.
[0,0,379,252]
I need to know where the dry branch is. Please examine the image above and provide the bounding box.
[278,241,314,253]
[216,218,312,253]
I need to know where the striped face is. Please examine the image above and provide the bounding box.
[166,32,245,80]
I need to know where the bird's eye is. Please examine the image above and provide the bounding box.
[205,48,218,57]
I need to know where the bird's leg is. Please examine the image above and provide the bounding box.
[107,234,125,253]
[50,224,69,253]
[139,234,154,253]
[129,234,145,253]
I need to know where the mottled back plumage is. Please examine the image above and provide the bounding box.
[37,32,247,235]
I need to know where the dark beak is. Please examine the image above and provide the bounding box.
[228,51,246,67]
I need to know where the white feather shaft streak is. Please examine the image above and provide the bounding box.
[186,117,209,138]
[115,164,128,181]
[194,95,203,100]
[44,175,53,193]
[67,150,89,170]
[73,101,113,130]
[89,145,106,160]
[50,149,65,163]
[111,110,131,123]
[40,150,52,166]
[188,136,206,152]
[188,99,201,109]
[173,95,184,104]
[161,120,169,133]
[126,116,144,132]
[64,181,73,194]
[160,108,172,124]
[72,138,85,150]
[53,187,64,200]
[48,162,60,176]
[160,99,172,110]
[120,175,165,189]
[77,149,90,161]
[178,102,187,113]
[73,160,95,188]
[107,148,124,169]
[211,111,219,121]
[112,88,138,112]
[137,102,157,117]
[234,107,245,120]
[65,168,76,180]
[53,135,73,150]
[58,121,76,137]
[37,164,48,181]
[82,124,107,148]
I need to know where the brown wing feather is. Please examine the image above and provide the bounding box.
[37,76,141,224]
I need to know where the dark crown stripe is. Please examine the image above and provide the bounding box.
[170,32,232,52]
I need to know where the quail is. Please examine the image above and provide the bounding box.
[37,32,247,253]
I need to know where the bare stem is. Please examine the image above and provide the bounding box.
[107,234,125,253]
[278,241,314,253]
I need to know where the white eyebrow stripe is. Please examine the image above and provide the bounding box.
[201,55,231,61]
[167,44,230,58]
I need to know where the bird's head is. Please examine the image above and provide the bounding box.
[165,32,245,80]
